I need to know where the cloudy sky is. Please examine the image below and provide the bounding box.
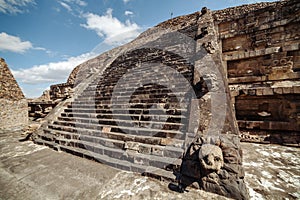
[0,0,278,98]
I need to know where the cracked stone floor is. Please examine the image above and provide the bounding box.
[0,131,299,200]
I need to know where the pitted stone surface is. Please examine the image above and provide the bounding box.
[0,58,28,131]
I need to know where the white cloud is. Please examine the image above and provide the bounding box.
[0,32,48,54]
[11,52,96,85]
[125,10,133,16]
[81,8,141,45]
[123,0,131,3]
[0,32,32,53]
[59,1,72,12]
[56,0,87,14]
[0,0,35,14]
[73,0,87,6]
[63,0,87,6]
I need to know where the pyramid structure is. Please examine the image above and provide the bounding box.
[0,58,28,131]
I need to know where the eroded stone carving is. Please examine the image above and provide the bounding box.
[179,135,248,199]
[198,144,224,175]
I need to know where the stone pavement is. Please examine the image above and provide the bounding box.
[0,131,299,199]
[0,131,228,200]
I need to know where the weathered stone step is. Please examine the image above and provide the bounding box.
[36,130,55,142]
[97,74,192,84]
[70,101,189,109]
[80,85,191,97]
[75,95,189,104]
[102,65,191,74]
[66,104,188,113]
[56,116,185,132]
[39,141,178,181]
[92,72,192,85]
[99,69,192,80]
[34,138,57,149]
[37,128,184,169]
[62,109,185,117]
[57,116,185,127]
[55,137,182,169]
[77,87,188,99]
[43,128,124,148]
[83,79,190,91]
[62,110,187,120]
[49,122,185,139]
[78,90,189,99]
[43,128,184,159]
[45,125,185,147]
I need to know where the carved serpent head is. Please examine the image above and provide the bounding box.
[198,144,224,174]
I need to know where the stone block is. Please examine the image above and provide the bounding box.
[151,146,164,156]
[256,88,263,95]
[273,88,283,94]
[293,86,300,94]
[262,88,273,95]
[138,145,152,154]
[282,87,291,94]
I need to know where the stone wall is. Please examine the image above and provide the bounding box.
[214,0,300,144]
[0,99,28,131]
[0,58,28,132]
[49,83,74,101]
[28,82,74,120]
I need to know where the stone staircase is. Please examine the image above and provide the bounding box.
[35,50,194,180]
[33,7,251,199]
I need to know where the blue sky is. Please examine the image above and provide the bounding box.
[0,0,278,98]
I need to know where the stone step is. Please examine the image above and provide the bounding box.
[62,110,185,118]
[70,102,189,109]
[83,78,191,89]
[49,122,185,139]
[56,116,185,132]
[34,138,56,149]
[41,141,177,181]
[79,90,191,99]
[101,65,191,74]
[91,73,192,85]
[66,104,188,113]
[77,91,189,99]
[36,130,55,142]
[56,138,182,169]
[43,128,124,149]
[86,69,193,85]
[82,83,191,94]
[44,125,185,147]
[63,110,187,119]
[98,70,192,81]
[57,116,185,127]
[96,74,192,84]
[75,96,189,104]
[37,128,183,170]
[43,128,184,159]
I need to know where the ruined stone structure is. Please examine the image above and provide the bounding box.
[214,0,300,144]
[31,0,299,144]
[0,58,28,132]
[28,82,74,119]
[33,6,249,199]
[33,0,299,199]
[49,83,74,101]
